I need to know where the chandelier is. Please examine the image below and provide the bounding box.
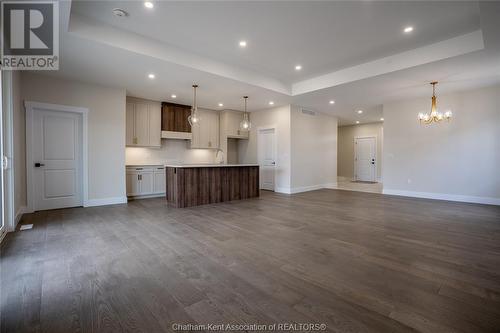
[188,84,201,126]
[239,96,251,131]
[418,82,452,124]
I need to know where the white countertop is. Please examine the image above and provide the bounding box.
[164,163,259,168]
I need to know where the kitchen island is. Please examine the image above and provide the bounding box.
[165,164,259,208]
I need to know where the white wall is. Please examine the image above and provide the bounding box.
[338,122,383,180]
[20,73,127,203]
[238,105,338,193]
[383,84,500,205]
[290,106,338,191]
[238,105,292,192]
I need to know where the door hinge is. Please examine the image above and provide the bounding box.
[2,156,8,170]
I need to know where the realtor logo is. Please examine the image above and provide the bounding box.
[1,1,59,70]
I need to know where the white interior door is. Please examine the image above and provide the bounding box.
[32,109,83,210]
[258,128,276,191]
[355,137,376,182]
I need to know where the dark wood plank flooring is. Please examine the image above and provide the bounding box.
[2,189,500,333]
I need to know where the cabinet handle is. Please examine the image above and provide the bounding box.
[138,174,142,181]
[133,137,138,144]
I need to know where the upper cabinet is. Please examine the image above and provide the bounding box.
[161,102,192,140]
[220,110,249,139]
[126,98,161,147]
[191,109,219,149]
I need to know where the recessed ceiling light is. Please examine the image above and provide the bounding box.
[239,40,247,48]
[357,110,363,114]
[295,65,302,71]
[144,2,154,9]
[356,121,360,124]
[112,8,128,17]
[329,100,335,105]
[218,103,224,107]
[380,117,384,121]
[269,101,274,105]
[404,26,414,33]
[171,94,176,98]
[148,73,155,79]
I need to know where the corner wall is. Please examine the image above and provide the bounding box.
[383,84,500,205]
[20,73,127,205]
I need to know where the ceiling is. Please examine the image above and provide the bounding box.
[45,1,500,125]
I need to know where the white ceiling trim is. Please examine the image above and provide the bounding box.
[292,30,484,96]
[68,14,291,95]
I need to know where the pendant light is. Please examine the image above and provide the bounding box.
[239,96,251,131]
[418,82,452,124]
[188,84,201,126]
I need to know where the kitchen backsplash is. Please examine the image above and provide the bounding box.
[126,140,216,165]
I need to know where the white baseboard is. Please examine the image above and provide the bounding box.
[276,183,338,194]
[127,193,166,200]
[383,189,500,206]
[15,206,29,228]
[84,196,128,207]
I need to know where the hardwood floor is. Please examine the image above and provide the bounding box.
[2,189,500,333]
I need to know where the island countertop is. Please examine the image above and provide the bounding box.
[164,163,259,168]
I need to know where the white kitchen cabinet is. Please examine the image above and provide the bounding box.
[126,98,161,147]
[126,166,165,199]
[220,110,249,139]
[191,109,219,149]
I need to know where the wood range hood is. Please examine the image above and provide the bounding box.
[161,102,192,140]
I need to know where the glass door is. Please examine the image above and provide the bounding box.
[0,69,4,236]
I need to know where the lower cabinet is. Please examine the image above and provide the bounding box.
[126,166,165,198]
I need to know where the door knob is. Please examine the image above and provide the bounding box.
[34,162,45,167]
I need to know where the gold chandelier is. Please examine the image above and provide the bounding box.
[418,82,452,124]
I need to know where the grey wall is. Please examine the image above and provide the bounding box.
[338,122,383,180]
[383,84,500,204]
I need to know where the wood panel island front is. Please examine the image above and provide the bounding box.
[165,164,259,208]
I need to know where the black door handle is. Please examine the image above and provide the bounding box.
[34,162,45,167]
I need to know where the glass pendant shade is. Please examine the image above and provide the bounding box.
[239,96,251,131]
[189,84,201,126]
[418,82,452,124]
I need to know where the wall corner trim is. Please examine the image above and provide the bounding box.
[84,196,128,207]
[382,189,500,206]
[276,183,338,195]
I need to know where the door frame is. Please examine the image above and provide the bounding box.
[353,135,377,182]
[257,125,277,191]
[1,71,15,235]
[25,101,89,212]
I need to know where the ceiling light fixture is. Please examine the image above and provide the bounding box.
[188,84,201,126]
[112,8,128,17]
[239,40,247,48]
[240,96,251,131]
[404,26,414,33]
[171,94,176,99]
[148,73,155,79]
[218,103,224,107]
[356,121,360,124]
[380,118,384,121]
[295,65,302,71]
[418,81,452,124]
[144,2,154,9]
[329,100,335,105]
[268,101,274,105]
[357,110,363,114]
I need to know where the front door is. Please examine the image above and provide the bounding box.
[258,128,276,191]
[355,137,376,182]
[32,108,83,210]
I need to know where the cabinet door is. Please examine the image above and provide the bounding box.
[153,168,166,194]
[139,172,154,195]
[149,103,161,147]
[126,172,140,196]
[126,103,135,146]
[208,112,219,148]
[135,103,150,146]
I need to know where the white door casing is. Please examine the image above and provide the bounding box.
[258,127,276,191]
[354,136,376,182]
[26,102,89,212]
